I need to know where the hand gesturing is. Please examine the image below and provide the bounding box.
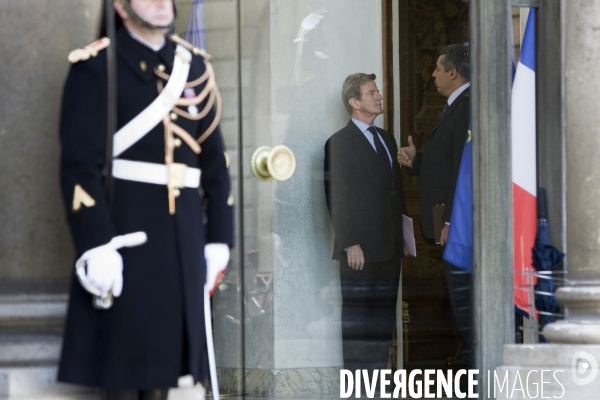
[397,135,417,167]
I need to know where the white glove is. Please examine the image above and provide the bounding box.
[85,245,124,297]
[205,243,230,296]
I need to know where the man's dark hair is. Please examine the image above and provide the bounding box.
[341,73,377,115]
[439,44,470,79]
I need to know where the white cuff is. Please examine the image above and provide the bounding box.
[205,243,230,295]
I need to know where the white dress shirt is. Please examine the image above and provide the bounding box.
[447,82,470,107]
[351,117,392,166]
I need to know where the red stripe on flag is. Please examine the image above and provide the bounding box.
[513,183,538,317]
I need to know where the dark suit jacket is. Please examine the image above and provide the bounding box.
[324,120,408,262]
[409,88,470,240]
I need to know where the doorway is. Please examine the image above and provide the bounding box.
[390,0,470,373]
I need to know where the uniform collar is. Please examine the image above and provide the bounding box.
[117,27,174,81]
[127,29,166,52]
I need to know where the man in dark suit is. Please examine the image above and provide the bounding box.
[398,44,473,372]
[324,73,407,373]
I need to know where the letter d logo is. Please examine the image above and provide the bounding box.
[572,351,599,386]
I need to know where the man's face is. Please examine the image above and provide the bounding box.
[432,55,454,97]
[354,80,383,117]
[129,0,174,27]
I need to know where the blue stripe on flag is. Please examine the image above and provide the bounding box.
[520,9,536,72]
[443,124,473,272]
[185,0,208,50]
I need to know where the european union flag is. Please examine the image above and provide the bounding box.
[443,124,472,272]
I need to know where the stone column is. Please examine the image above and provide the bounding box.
[542,0,600,345]
[470,1,514,397]
[496,1,600,398]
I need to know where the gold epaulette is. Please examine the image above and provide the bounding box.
[167,34,211,60]
[68,37,110,64]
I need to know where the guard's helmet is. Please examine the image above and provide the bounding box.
[117,0,178,30]
[100,0,178,36]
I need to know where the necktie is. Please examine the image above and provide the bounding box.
[442,102,449,115]
[367,126,392,186]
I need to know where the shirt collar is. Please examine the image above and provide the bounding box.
[127,29,166,52]
[351,117,375,133]
[447,82,470,106]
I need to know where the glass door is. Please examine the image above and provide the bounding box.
[188,0,388,396]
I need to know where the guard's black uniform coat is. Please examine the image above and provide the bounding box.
[57,28,233,389]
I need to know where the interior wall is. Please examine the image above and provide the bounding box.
[0,1,101,293]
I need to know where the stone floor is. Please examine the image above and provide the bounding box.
[0,371,459,400]
[207,396,457,399]
[212,393,458,399]
[0,392,459,400]
[1,393,459,399]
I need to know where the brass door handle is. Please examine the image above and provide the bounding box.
[251,145,296,181]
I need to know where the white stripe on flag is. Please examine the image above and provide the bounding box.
[511,62,536,197]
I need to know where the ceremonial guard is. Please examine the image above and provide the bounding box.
[57,0,233,399]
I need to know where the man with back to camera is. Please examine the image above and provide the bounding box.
[397,44,473,377]
[57,0,233,398]
[324,73,408,374]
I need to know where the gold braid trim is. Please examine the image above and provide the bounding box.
[197,64,223,145]
[167,34,211,60]
[154,67,210,89]
[154,41,222,147]
[175,78,213,107]
[163,115,176,214]
[171,123,201,154]
[171,91,216,121]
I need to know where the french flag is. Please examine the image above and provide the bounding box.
[184,0,208,50]
[511,10,538,316]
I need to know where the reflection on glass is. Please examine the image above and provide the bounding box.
[188,0,407,397]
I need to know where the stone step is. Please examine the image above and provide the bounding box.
[0,333,91,399]
[0,366,101,399]
[0,333,61,366]
[0,294,67,334]
[0,295,206,399]
[0,366,206,399]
